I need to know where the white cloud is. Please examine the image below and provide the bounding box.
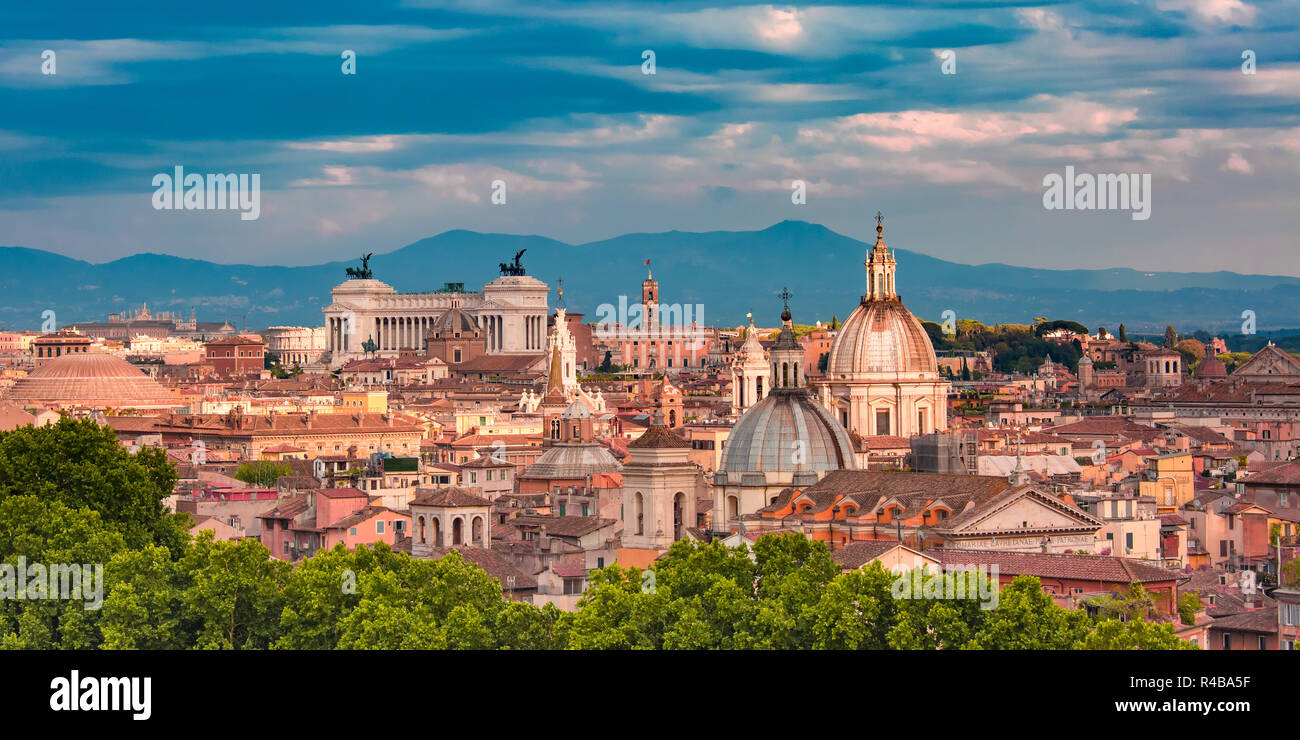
[1222,152,1254,174]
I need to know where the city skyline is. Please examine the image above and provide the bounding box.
[2,0,1299,273]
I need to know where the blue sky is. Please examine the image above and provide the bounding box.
[1,0,1298,273]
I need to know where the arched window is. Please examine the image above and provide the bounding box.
[634,492,645,535]
[452,518,464,545]
[418,515,426,544]
[471,516,484,546]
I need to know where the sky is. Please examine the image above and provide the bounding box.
[1,0,1298,274]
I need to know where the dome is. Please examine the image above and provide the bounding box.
[1197,355,1227,378]
[562,400,592,419]
[720,388,857,474]
[431,307,478,336]
[7,353,179,409]
[826,300,938,378]
[523,443,622,478]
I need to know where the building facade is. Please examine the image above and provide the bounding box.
[321,270,550,366]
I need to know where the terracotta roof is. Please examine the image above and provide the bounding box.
[1208,608,1277,634]
[318,487,368,499]
[1242,460,1300,486]
[627,424,691,449]
[934,549,1182,583]
[411,486,491,508]
[423,546,537,590]
[551,563,589,579]
[454,354,543,373]
[324,505,399,531]
[511,515,617,538]
[259,496,310,519]
[855,434,911,451]
[831,540,908,570]
[460,455,513,468]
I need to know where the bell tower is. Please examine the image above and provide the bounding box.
[731,314,768,415]
[641,266,659,333]
[865,212,897,302]
[769,289,804,389]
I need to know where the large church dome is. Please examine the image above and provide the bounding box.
[719,388,857,475]
[826,301,937,378]
[7,352,179,409]
[825,219,938,379]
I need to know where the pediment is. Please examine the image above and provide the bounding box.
[945,487,1102,534]
[1234,345,1300,378]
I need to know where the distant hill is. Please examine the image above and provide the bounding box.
[3,220,1299,334]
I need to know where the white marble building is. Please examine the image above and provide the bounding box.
[321,274,550,366]
[263,326,327,367]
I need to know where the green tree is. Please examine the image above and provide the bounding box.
[1283,557,1300,588]
[0,496,128,649]
[1164,325,1178,348]
[178,531,291,649]
[1177,591,1202,626]
[0,418,188,551]
[234,460,293,488]
[1075,619,1198,650]
[967,576,1091,649]
[100,545,186,649]
[1118,323,1127,342]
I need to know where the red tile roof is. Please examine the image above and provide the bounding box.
[934,549,1183,584]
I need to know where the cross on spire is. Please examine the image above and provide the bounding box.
[875,211,883,228]
[556,277,566,307]
[779,287,792,310]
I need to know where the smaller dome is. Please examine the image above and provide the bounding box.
[562,400,592,419]
[1197,356,1227,378]
[432,308,478,336]
[720,388,857,475]
[523,443,622,478]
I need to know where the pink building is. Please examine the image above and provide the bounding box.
[259,487,407,560]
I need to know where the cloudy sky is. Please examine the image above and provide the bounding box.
[1,0,1298,273]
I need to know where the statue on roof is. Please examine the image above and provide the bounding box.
[499,248,527,276]
[345,253,374,280]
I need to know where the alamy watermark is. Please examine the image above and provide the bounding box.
[152,166,261,220]
[0,558,104,610]
[594,297,709,349]
[1042,166,1151,221]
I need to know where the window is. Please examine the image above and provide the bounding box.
[1222,634,1231,650]
[1259,636,1267,650]
[597,557,605,569]
[875,409,890,436]
[349,527,357,536]
[376,520,385,534]
[1125,532,1133,551]
[1283,604,1300,627]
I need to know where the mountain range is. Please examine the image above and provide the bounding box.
[3,220,1298,335]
